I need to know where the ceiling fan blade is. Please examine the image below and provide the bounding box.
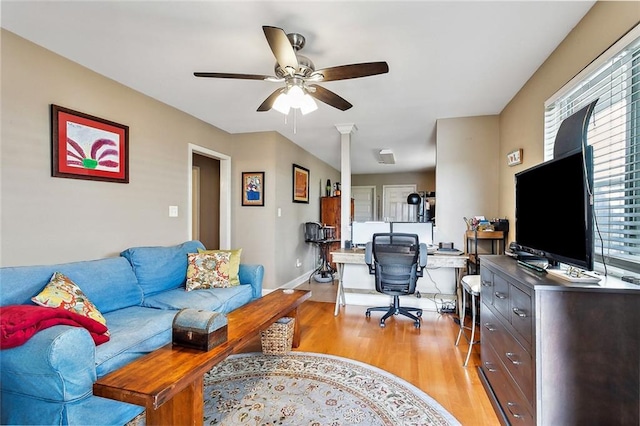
[257,89,283,112]
[308,85,353,111]
[263,26,299,75]
[194,72,272,80]
[314,62,389,82]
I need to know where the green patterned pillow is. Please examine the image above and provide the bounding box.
[197,248,242,286]
[186,252,231,291]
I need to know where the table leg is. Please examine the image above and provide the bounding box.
[289,307,302,348]
[334,262,346,316]
[455,267,463,316]
[145,376,203,426]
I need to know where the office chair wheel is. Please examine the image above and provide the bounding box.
[416,311,423,318]
[379,320,386,328]
[365,311,371,318]
[414,321,421,329]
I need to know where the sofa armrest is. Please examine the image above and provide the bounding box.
[238,264,264,299]
[0,325,96,402]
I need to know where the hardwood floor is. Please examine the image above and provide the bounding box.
[237,299,500,426]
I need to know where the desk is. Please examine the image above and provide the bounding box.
[330,249,468,316]
[465,230,505,274]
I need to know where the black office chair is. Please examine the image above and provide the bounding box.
[364,233,427,328]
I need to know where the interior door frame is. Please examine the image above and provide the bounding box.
[188,144,231,249]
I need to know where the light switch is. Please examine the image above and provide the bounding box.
[169,205,178,217]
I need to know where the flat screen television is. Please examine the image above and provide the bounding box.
[514,147,594,271]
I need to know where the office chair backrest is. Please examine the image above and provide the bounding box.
[365,233,427,296]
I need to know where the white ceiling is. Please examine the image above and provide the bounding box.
[1,1,595,174]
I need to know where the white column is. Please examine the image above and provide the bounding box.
[335,124,357,248]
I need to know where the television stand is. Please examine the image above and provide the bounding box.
[546,267,601,284]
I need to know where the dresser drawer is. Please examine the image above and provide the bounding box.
[482,303,534,404]
[510,284,533,346]
[481,341,534,426]
[492,274,510,320]
[480,268,494,305]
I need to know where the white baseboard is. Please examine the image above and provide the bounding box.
[262,269,315,295]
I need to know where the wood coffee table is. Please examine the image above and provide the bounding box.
[93,289,311,425]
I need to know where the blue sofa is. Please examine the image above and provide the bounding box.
[0,240,264,425]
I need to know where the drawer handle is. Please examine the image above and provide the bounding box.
[506,402,525,419]
[494,292,506,299]
[505,352,522,365]
[483,323,497,332]
[483,361,497,372]
[512,307,527,318]
[481,280,492,287]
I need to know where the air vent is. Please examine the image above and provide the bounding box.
[378,149,395,164]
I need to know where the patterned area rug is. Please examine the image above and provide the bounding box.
[203,352,461,425]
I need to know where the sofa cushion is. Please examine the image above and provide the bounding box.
[120,240,205,297]
[186,252,231,290]
[96,307,177,378]
[0,257,143,314]
[142,285,253,313]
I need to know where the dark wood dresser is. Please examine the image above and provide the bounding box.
[478,255,640,426]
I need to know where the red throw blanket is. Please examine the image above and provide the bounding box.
[0,305,109,349]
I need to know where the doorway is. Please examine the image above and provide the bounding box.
[192,155,220,249]
[188,144,231,249]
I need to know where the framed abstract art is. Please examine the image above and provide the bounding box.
[292,164,309,204]
[51,104,129,183]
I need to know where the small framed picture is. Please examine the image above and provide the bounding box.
[51,104,129,183]
[507,149,523,167]
[242,171,265,206]
[292,164,309,204]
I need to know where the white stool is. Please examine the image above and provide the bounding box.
[455,274,481,366]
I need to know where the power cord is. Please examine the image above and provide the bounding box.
[423,268,457,315]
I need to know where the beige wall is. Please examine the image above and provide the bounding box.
[352,171,435,194]
[498,2,640,244]
[0,29,340,290]
[436,115,500,249]
[1,29,231,264]
[229,131,339,287]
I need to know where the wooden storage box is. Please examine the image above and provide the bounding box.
[172,308,227,351]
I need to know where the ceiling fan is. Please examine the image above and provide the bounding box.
[194,26,389,114]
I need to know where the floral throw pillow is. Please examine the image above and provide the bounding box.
[186,252,231,291]
[197,248,242,286]
[31,272,110,337]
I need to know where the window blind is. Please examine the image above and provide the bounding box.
[544,25,640,273]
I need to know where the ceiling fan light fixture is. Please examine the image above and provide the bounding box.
[287,84,305,108]
[300,94,318,115]
[272,92,291,115]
